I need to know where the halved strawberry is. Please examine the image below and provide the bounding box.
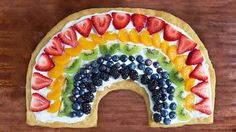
[73,18,92,37]
[91,14,111,35]
[31,93,50,112]
[195,98,212,115]
[190,64,208,81]
[35,53,54,71]
[112,12,130,30]
[164,24,181,41]
[58,27,77,47]
[186,49,203,65]
[177,35,197,54]
[44,37,64,56]
[32,72,52,90]
[191,81,208,99]
[131,14,147,32]
[147,17,165,34]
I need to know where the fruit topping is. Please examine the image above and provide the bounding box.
[48,64,64,78]
[48,75,65,90]
[47,86,62,100]
[32,72,52,90]
[186,49,203,65]
[112,12,130,29]
[65,58,82,74]
[35,53,54,71]
[58,27,77,47]
[160,41,169,54]
[80,48,98,61]
[184,93,195,111]
[91,14,111,35]
[78,37,96,50]
[185,78,195,92]
[129,28,140,43]
[164,24,181,41]
[131,13,147,32]
[118,29,129,42]
[177,35,197,54]
[176,105,191,121]
[31,93,50,112]
[64,45,82,57]
[191,81,209,99]
[47,99,62,113]
[147,17,165,34]
[102,32,117,40]
[190,64,208,81]
[173,55,187,71]
[167,45,177,61]
[195,98,212,115]
[120,44,141,55]
[53,53,71,65]
[73,18,92,37]
[145,49,159,59]
[140,30,152,46]
[99,44,119,56]
[44,37,64,56]
[89,34,107,44]
[180,66,193,80]
[152,33,161,48]
[58,98,73,117]
[174,86,184,104]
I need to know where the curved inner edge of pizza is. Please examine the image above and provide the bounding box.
[26,8,216,128]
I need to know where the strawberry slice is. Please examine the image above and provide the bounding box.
[44,37,64,56]
[177,35,197,54]
[35,53,54,71]
[195,98,212,115]
[32,72,52,90]
[73,18,92,37]
[191,81,208,99]
[190,64,208,81]
[164,24,181,41]
[186,49,203,65]
[131,14,147,32]
[147,17,165,34]
[112,12,130,30]
[31,93,50,112]
[58,27,78,47]
[91,14,111,35]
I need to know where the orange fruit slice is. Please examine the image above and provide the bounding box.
[47,99,62,113]
[49,75,65,91]
[152,33,161,48]
[53,53,71,65]
[185,78,195,92]
[102,32,117,40]
[167,45,177,61]
[47,87,62,100]
[160,41,169,54]
[181,66,193,80]
[118,29,129,42]
[173,55,187,71]
[48,64,64,78]
[89,34,107,45]
[140,30,152,46]
[129,28,140,43]
[78,37,96,50]
[65,45,82,57]
[184,93,195,111]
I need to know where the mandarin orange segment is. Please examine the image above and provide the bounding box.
[65,46,82,57]
[48,64,64,78]
[140,30,152,46]
[167,45,177,61]
[49,75,65,90]
[152,33,161,48]
[47,87,62,100]
[118,29,129,42]
[102,32,117,40]
[184,93,195,111]
[160,41,169,54]
[47,99,62,113]
[181,66,193,80]
[173,55,187,71]
[53,53,71,65]
[185,78,195,92]
[78,37,96,50]
[89,34,107,45]
[129,28,140,43]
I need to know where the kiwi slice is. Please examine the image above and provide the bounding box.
[157,53,174,72]
[58,97,73,117]
[99,44,119,56]
[176,105,191,121]
[145,49,159,59]
[169,69,184,87]
[174,86,184,104]
[62,76,74,98]
[65,58,82,74]
[80,48,98,60]
[120,43,141,55]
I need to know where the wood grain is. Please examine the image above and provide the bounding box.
[0,0,235,131]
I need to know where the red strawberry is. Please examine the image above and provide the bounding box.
[191,81,208,99]
[32,72,52,90]
[164,24,181,41]
[35,53,54,71]
[73,18,92,37]
[58,27,77,47]
[91,14,111,35]
[31,93,50,112]
[112,12,130,30]
[190,64,208,81]
[186,49,203,65]
[177,35,197,54]
[147,17,165,34]
[195,98,212,115]
[44,37,64,56]
[131,14,147,32]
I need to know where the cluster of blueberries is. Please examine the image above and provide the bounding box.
[70,54,177,125]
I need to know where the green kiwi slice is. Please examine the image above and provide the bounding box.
[157,53,174,72]
[62,75,74,98]
[174,86,184,104]
[145,48,159,59]
[176,105,191,121]
[58,97,73,117]
[99,44,119,56]
[120,43,141,55]
[80,48,98,60]
[65,58,82,74]
[169,69,184,87]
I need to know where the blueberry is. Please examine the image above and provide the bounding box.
[158,78,166,87]
[104,54,111,61]
[128,62,136,70]
[70,96,77,102]
[153,103,162,112]
[99,64,107,72]
[91,61,98,68]
[144,67,153,75]
[74,81,81,88]
[145,59,152,66]
[168,95,174,101]
[167,86,175,94]
[151,74,159,80]
[82,92,94,103]
[129,70,139,80]
[92,67,99,74]
[74,73,83,81]
[97,57,104,64]
[163,102,168,109]
[153,62,159,68]
[111,71,120,79]
[106,61,113,68]
[152,94,161,103]
[120,55,128,62]
[169,111,176,119]
[76,110,84,117]
[141,74,149,84]
[112,55,119,62]
[163,118,171,125]
[165,79,172,86]
[82,78,91,85]
[161,72,169,79]
[93,78,103,86]
[72,88,80,95]
[129,56,135,61]
[79,89,85,96]
[161,110,168,117]
[77,97,85,103]
[160,86,167,93]
[169,102,177,110]
[81,103,91,114]
[138,63,145,70]
[153,113,162,123]
[72,102,81,111]
[161,94,167,101]
[121,63,126,68]
[70,112,77,118]
[100,73,109,81]
[114,62,121,68]
[136,55,144,63]
[156,68,162,73]
[87,84,97,93]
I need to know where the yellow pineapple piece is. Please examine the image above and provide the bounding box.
[65,45,82,57]
[102,32,117,40]
[89,34,107,45]
[181,66,193,80]
[184,93,195,112]
[47,99,62,113]
[53,53,71,65]
[78,37,96,50]
[152,33,161,48]
[118,29,129,42]
[185,78,195,92]
[160,41,169,54]
[48,75,65,91]
[140,30,152,46]
[167,45,177,61]
[129,28,140,43]
[47,87,62,100]
[48,64,64,78]
[173,55,187,71]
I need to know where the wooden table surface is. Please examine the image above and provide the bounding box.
[0,0,236,131]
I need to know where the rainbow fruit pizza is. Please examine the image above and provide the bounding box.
[26,8,216,128]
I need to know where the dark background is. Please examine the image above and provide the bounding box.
[0,0,236,131]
